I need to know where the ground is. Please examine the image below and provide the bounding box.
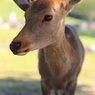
[0,78,95,95]
[0,29,95,95]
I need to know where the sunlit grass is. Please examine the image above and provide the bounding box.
[0,0,24,20]
[79,53,95,81]
[0,28,95,90]
[78,30,95,47]
[0,0,95,92]
[0,28,39,80]
[0,0,82,25]
[79,36,95,47]
[65,17,82,25]
[0,49,40,80]
[1,28,95,47]
[0,28,20,42]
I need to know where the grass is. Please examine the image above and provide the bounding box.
[77,30,95,46]
[0,50,39,80]
[0,28,41,91]
[0,29,95,94]
[0,0,95,90]
[1,29,95,46]
[0,0,24,20]
[79,36,95,46]
[0,0,82,25]
[79,53,95,81]
[77,30,95,82]
[0,28,40,80]
[0,28,95,82]
[0,28,20,42]
[65,17,82,25]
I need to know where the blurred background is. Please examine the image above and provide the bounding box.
[0,0,95,95]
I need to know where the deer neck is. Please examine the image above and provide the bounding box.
[43,27,72,78]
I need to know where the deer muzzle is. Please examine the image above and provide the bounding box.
[10,42,30,55]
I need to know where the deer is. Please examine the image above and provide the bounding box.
[10,0,84,95]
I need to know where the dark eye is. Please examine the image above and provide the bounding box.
[43,15,53,22]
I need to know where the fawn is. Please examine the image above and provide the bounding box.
[10,0,84,95]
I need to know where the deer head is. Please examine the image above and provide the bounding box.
[10,0,81,55]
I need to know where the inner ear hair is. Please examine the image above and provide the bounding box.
[64,0,81,12]
[69,0,81,5]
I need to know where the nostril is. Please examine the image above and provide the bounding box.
[10,42,21,52]
[14,42,21,49]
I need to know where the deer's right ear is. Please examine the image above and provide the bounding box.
[13,0,32,11]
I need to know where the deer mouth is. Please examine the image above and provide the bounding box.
[23,49,30,52]
[10,42,31,56]
[19,49,30,55]
[13,49,30,56]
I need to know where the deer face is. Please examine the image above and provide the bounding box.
[10,0,81,55]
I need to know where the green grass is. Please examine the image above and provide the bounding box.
[79,36,95,46]
[78,30,95,47]
[0,28,39,80]
[79,53,95,81]
[0,0,24,20]
[0,0,95,91]
[65,17,82,25]
[0,50,39,80]
[0,28,95,90]
[0,0,82,25]
[78,30,95,37]
[0,28,20,42]
[77,30,95,81]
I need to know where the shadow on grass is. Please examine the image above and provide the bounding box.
[0,78,41,95]
[75,84,95,95]
[77,30,95,38]
[0,78,95,95]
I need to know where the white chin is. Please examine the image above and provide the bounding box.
[17,52,28,56]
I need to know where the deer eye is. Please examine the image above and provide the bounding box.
[43,15,53,22]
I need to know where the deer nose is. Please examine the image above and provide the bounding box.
[10,42,21,54]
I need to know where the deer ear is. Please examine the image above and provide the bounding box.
[13,0,32,11]
[63,0,81,11]
[68,0,81,5]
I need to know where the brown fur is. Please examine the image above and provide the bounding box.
[10,0,84,95]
